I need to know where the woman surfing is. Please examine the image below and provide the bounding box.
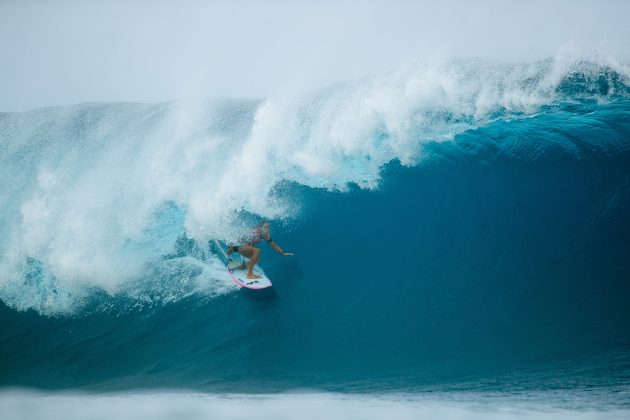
[227,221,294,279]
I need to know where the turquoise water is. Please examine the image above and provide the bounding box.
[0,59,629,415]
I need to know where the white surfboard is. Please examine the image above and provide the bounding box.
[213,240,273,289]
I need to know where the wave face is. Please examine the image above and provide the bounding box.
[1,57,630,392]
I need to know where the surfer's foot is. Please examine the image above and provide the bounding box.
[247,273,262,280]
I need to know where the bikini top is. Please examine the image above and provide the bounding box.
[245,226,272,246]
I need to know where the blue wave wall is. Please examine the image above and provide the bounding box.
[1,101,629,391]
[1,62,630,392]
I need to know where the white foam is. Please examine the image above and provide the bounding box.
[0,391,626,420]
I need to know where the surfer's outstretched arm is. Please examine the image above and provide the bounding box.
[268,240,293,256]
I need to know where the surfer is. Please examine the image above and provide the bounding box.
[227,221,293,279]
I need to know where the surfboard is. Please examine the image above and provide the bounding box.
[213,240,273,289]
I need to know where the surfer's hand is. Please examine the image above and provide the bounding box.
[282,252,294,256]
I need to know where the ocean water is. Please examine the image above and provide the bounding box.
[1,57,630,418]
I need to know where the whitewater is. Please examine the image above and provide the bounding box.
[1,53,630,419]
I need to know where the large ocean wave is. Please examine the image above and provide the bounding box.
[1,55,629,392]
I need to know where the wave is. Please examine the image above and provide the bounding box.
[0,55,630,391]
[1,55,629,314]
